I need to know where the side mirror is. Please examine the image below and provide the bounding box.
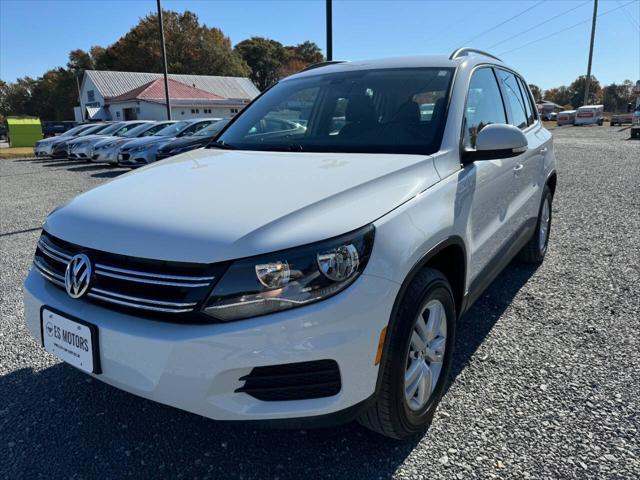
[463,123,528,163]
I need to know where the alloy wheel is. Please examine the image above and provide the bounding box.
[404,299,447,411]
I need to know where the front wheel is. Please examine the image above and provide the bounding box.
[358,269,456,439]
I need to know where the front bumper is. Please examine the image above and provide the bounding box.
[34,144,54,156]
[24,269,397,422]
[118,145,161,167]
[68,144,93,160]
[90,146,120,164]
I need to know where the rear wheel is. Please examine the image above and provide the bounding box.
[358,269,456,439]
[518,185,552,263]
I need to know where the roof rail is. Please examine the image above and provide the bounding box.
[449,48,502,62]
[300,60,347,72]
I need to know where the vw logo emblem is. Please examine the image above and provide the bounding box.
[65,253,92,299]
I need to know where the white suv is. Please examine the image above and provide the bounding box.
[24,49,556,439]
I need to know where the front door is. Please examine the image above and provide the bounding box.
[461,67,521,284]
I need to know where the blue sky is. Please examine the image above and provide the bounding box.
[1,0,639,90]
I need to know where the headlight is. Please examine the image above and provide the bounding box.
[202,225,375,321]
[132,144,152,152]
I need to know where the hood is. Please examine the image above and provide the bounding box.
[120,136,174,150]
[45,149,441,263]
[93,136,122,148]
[159,136,209,152]
[67,134,104,146]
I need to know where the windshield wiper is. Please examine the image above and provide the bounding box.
[207,140,238,150]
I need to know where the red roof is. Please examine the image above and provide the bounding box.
[107,78,224,103]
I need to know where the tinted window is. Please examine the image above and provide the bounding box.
[496,70,528,129]
[179,121,213,137]
[463,68,506,149]
[98,123,126,135]
[518,77,536,125]
[217,68,454,155]
[153,121,190,136]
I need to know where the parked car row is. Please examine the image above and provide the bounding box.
[33,118,229,167]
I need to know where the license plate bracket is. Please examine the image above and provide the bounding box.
[40,306,102,374]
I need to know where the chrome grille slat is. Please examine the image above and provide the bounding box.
[94,268,211,287]
[33,258,65,287]
[90,287,197,308]
[38,239,71,262]
[87,292,194,313]
[94,263,215,282]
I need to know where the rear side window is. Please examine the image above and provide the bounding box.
[496,70,528,129]
[517,76,536,125]
[463,68,506,149]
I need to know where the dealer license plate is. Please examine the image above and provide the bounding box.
[41,308,99,374]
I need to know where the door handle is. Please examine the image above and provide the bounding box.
[539,147,548,154]
[513,164,524,172]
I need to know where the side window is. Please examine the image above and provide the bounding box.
[517,76,536,124]
[496,70,528,129]
[463,68,506,149]
[87,90,95,102]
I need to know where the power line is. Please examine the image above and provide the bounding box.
[456,0,547,47]
[485,0,591,50]
[497,0,637,56]
[616,0,640,29]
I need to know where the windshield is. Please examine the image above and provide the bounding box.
[79,124,110,136]
[96,123,125,135]
[123,123,154,138]
[153,121,190,137]
[216,67,454,154]
[194,119,229,137]
[61,125,88,137]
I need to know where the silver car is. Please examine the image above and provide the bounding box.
[68,122,149,160]
[117,119,220,167]
[33,124,95,157]
[90,121,176,164]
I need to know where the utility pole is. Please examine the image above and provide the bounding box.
[326,0,333,61]
[583,0,598,106]
[157,0,171,120]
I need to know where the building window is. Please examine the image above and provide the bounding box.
[230,108,239,114]
[181,111,185,115]
[87,90,95,102]
[191,109,195,114]
[116,111,120,118]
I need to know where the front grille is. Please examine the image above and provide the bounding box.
[236,360,341,401]
[33,231,226,317]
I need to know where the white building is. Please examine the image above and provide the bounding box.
[75,70,259,122]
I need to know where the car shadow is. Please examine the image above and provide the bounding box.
[66,164,110,172]
[91,170,128,179]
[448,261,538,390]
[2,263,536,478]
[42,160,84,168]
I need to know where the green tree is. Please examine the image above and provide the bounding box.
[280,41,324,78]
[567,75,602,108]
[235,37,287,90]
[543,86,572,106]
[95,10,249,76]
[528,84,542,102]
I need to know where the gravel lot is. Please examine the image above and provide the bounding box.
[1,126,639,479]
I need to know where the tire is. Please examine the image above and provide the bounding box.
[518,185,553,263]
[358,268,456,439]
